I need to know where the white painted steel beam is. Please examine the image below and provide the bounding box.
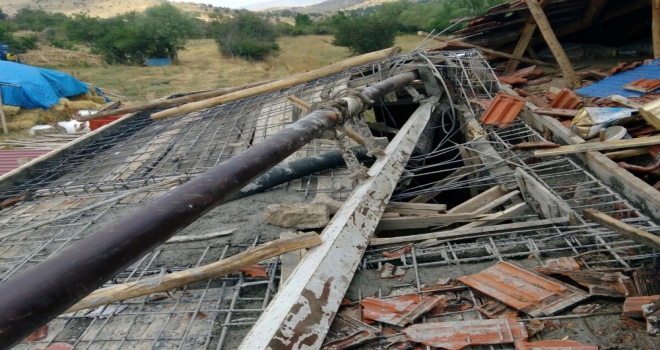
[238,96,439,350]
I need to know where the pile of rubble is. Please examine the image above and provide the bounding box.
[480,59,660,191]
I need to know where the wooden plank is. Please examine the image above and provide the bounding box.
[605,148,649,160]
[421,32,559,68]
[534,136,660,157]
[504,0,548,75]
[515,168,575,223]
[523,0,581,89]
[238,98,436,350]
[460,146,479,198]
[151,47,402,120]
[448,186,508,214]
[0,88,7,134]
[377,190,520,231]
[455,202,529,230]
[385,202,447,216]
[370,217,570,246]
[66,232,322,313]
[584,208,660,251]
[654,0,660,59]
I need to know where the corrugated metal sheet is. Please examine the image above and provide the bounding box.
[575,59,660,98]
[0,149,52,175]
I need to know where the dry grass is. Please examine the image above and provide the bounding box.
[2,34,423,137]
[20,47,105,67]
[58,35,424,103]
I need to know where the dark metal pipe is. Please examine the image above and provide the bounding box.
[228,146,373,202]
[362,71,419,102]
[0,71,419,347]
[0,111,338,348]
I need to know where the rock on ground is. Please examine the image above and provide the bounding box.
[264,203,330,229]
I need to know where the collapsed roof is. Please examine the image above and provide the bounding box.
[0,42,659,349]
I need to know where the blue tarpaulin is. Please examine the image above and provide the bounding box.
[0,61,89,109]
[575,59,660,98]
[144,58,172,66]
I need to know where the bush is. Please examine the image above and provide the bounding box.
[212,13,279,61]
[332,14,396,55]
[0,22,38,53]
[60,4,203,65]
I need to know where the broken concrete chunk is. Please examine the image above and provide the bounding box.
[264,204,330,229]
[311,193,343,215]
[379,263,406,279]
[572,303,602,315]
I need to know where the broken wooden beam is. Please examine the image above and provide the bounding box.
[419,31,559,69]
[370,217,569,246]
[65,232,322,313]
[654,0,660,59]
[237,97,438,350]
[584,208,660,251]
[503,0,548,75]
[523,0,581,89]
[534,136,660,157]
[151,46,402,120]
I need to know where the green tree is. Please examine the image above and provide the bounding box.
[212,12,279,61]
[332,13,396,55]
[13,8,67,31]
[136,3,204,59]
[0,8,8,21]
[294,13,313,27]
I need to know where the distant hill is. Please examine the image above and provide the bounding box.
[0,0,215,18]
[268,0,405,14]
[242,0,325,11]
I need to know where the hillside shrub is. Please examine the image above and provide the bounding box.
[332,14,396,55]
[60,4,203,64]
[212,13,279,61]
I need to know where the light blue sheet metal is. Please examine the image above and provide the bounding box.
[575,59,660,98]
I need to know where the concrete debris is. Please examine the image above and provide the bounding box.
[311,193,344,215]
[402,319,528,350]
[263,203,330,229]
[379,262,407,279]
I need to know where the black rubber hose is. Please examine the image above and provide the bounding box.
[228,146,372,201]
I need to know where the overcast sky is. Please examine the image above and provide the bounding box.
[169,0,307,9]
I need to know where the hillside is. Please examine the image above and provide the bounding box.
[0,0,212,18]
[273,0,411,14]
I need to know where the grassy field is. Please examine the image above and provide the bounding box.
[1,34,423,137]
[61,35,424,104]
